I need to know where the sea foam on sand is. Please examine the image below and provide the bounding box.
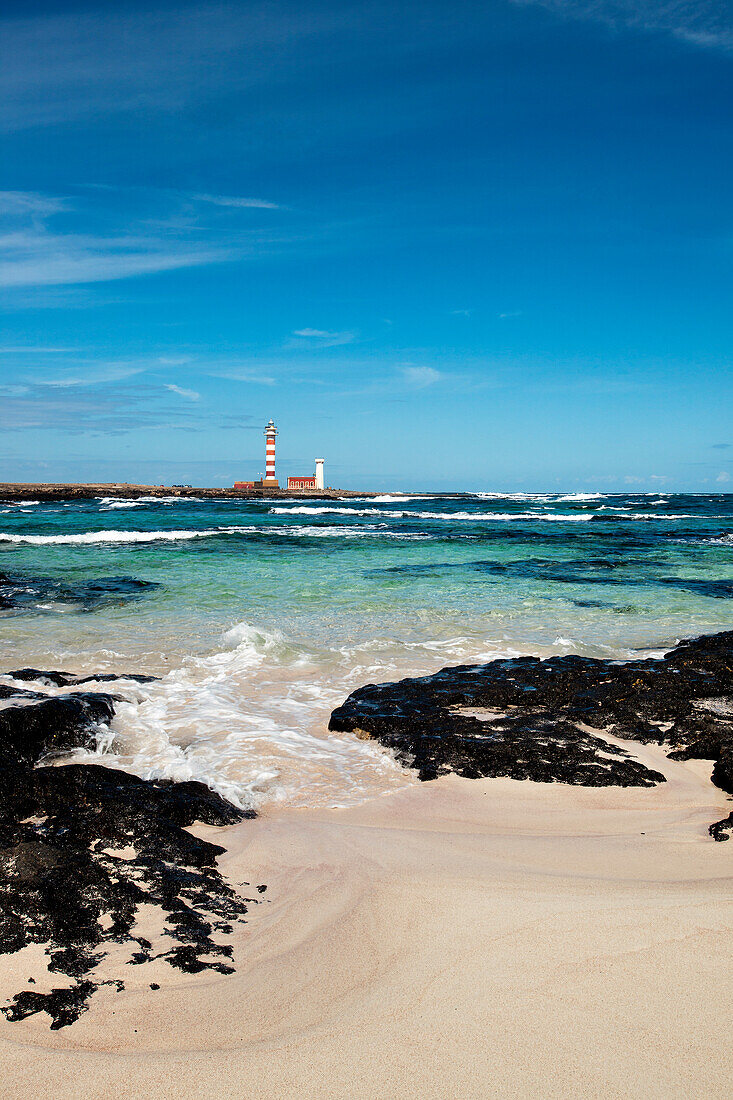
[1,741,730,1100]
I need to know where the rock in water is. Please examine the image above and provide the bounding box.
[329,630,733,835]
[0,670,259,1029]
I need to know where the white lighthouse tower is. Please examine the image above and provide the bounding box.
[263,419,279,487]
[315,459,325,490]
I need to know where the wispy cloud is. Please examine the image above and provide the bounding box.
[0,191,68,216]
[34,363,148,387]
[166,382,200,401]
[194,193,279,210]
[716,471,731,483]
[0,345,77,353]
[511,1,733,53]
[712,443,732,449]
[290,328,356,348]
[0,229,229,288]
[212,368,277,386]
[0,379,181,434]
[0,5,349,133]
[0,190,233,289]
[401,366,443,388]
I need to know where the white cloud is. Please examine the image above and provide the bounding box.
[166,383,200,401]
[0,191,233,288]
[401,366,443,388]
[0,231,229,288]
[716,471,731,483]
[211,368,277,386]
[0,191,67,216]
[194,193,279,210]
[0,345,77,353]
[510,1,733,53]
[291,328,355,348]
[0,5,347,132]
[35,363,147,387]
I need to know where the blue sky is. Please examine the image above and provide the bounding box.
[2,0,732,491]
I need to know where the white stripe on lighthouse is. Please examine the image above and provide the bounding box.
[264,418,277,480]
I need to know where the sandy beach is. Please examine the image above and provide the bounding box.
[1,738,730,1100]
[4,0,733,1093]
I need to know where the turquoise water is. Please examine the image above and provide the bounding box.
[1,492,731,809]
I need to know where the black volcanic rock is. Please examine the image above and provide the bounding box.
[7,668,80,686]
[0,694,116,764]
[329,631,733,836]
[0,671,257,1029]
[7,668,159,686]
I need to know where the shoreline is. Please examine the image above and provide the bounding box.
[1,757,730,1098]
[0,482,380,502]
[0,627,732,1094]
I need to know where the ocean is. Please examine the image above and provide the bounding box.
[1,491,731,811]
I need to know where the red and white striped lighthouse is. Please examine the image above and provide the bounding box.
[263,418,278,486]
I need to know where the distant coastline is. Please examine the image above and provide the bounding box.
[0,482,378,502]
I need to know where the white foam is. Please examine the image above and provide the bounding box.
[0,529,211,545]
[368,494,432,502]
[474,492,551,500]
[67,622,417,810]
[700,534,733,545]
[552,493,606,502]
[99,499,147,510]
[270,506,595,522]
[58,622,549,812]
[95,495,206,505]
[613,513,699,520]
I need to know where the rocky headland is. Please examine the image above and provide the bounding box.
[0,482,376,502]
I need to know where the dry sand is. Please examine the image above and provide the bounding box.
[1,739,731,1099]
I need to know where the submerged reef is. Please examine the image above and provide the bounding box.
[0,672,258,1030]
[369,558,733,600]
[0,571,161,615]
[330,630,733,838]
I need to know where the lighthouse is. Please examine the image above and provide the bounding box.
[263,418,279,487]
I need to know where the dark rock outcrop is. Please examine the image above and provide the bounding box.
[0,694,116,764]
[0,672,257,1029]
[330,630,733,836]
[7,668,159,686]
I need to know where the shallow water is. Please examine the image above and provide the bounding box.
[1,492,731,810]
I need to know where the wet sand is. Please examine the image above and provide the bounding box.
[1,740,731,1099]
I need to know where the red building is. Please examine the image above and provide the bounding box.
[234,481,255,490]
[288,476,317,490]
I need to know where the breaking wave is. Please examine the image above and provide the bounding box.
[270,507,595,521]
[57,620,543,810]
[0,529,213,546]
